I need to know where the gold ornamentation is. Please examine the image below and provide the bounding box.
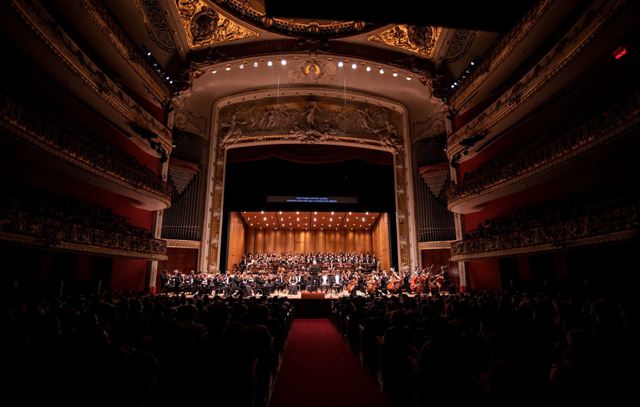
[206,96,413,271]
[222,0,370,37]
[368,25,442,58]
[176,0,258,48]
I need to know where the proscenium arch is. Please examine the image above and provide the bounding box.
[199,88,418,273]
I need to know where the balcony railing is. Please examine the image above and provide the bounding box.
[0,93,172,199]
[0,190,166,259]
[451,201,638,260]
[448,89,640,203]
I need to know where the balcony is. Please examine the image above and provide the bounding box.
[0,189,167,261]
[0,93,172,210]
[448,89,640,213]
[450,200,638,262]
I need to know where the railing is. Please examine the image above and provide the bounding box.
[0,93,172,198]
[451,202,638,258]
[0,192,166,257]
[448,89,640,202]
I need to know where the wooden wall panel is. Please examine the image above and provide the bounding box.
[241,228,379,255]
[346,231,355,252]
[286,230,295,252]
[264,229,275,253]
[335,231,344,251]
[314,230,325,252]
[162,248,198,275]
[254,229,265,253]
[246,229,255,253]
[325,230,335,253]
[371,213,390,270]
[294,230,305,252]
[226,212,246,272]
[275,230,286,253]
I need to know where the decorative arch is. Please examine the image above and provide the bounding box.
[199,88,417,272]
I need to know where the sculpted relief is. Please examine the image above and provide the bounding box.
[217,97,403,150]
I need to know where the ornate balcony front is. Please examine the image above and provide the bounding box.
[0,191,167,261]
[448,89,640,214]
[451,201,638,262]
[0,94,172,210]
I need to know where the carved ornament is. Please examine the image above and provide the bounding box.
[217,97,403,151]
[176,0,258,48]
[218,0,376,37]
[368,25,442,58]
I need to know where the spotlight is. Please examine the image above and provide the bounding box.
[366,66,371,72]
[225,66,231,71]
[169,80,173,84]
[281,59,287,66]
[338,61,344,68]
[239,64,244,69]
[211,69,217,74]
[470,61,475,66]
[351,63,357,70]
[392,72,399,77]
[267,60,273,67]
[146,51,151,56]
[253,61,259,67]
[406,76,412,81]
[379,68,384,74]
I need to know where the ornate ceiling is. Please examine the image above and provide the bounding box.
[100,0,505,137]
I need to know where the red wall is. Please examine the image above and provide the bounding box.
[111,258,148,291]
[467,259,501,291]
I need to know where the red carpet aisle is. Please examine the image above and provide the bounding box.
[269,319,392,407]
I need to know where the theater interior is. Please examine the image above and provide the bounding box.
[0,0,638,406]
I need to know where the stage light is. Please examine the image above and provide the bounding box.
[351,63,357,69]
[225,66,231,71]
[146,51,151,56]
[279,211,282,214]
[366,66,371,72]
[239,64,244,69]
[470,61,475,66]
[349,212,352,215]
[366,212,369,215]
[314,211,317,214]
[392,72,398,77]
[267,60,273,67]
[261,210,264,214]
[281,59,287,66]
[338,61,344,67]
[379,68,384,74]
[406,76,412,81]
[211,69,217,74]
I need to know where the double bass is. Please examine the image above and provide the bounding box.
[346,274,358,293]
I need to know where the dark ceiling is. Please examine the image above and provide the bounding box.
[264,0,538,32]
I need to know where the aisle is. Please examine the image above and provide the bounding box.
[269,319,392,407]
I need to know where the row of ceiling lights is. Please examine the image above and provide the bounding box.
[244,210,374,230]
[211,58,413,81]
[143,47,176,86]
[449,60,476,90]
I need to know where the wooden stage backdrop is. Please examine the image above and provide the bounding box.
[227,212,391,271]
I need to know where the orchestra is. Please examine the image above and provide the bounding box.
[160,252,450,297]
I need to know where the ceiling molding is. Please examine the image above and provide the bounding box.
[187,39,437,78]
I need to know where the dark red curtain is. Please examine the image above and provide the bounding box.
[226,144,392,165]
